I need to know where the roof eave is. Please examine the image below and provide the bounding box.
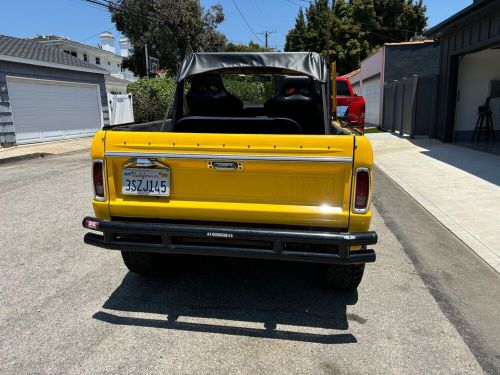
[424,0,496,38]
[39,39,122,58]
[0,54,109,75]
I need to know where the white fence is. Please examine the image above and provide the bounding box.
[108,94,134,126]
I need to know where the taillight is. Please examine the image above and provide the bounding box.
[360,103,365,124]
[93,159,106,201]
[354,168,370,213]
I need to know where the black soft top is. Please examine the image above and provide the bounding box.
[176,52,328,83]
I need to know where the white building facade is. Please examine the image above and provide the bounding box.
[33,32,136,84]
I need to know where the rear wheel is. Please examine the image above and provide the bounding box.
[121,251,169,275]
[324,264,365,291]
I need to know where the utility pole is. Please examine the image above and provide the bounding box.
[145,43,149,78]
[258,30,276,49]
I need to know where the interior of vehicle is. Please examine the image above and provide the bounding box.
[173,72,326,135]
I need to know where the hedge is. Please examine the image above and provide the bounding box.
[127,76,176,123]
[127,74,276,122]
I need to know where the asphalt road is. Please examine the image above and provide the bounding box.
[0,151,498,374]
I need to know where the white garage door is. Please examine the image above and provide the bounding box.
[362,76,381,126]
[7,76,102,144]
[351,83,361,96]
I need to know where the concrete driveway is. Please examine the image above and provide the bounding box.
[0,151,497,374]
[368,132,500,274]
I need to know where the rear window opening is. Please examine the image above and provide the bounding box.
[336,80,351,96]
[174,72,327,135]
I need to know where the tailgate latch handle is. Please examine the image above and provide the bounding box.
[207,161,243,171]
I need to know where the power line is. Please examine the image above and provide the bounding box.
[355,20,421,36]
[251,0,273,31]
[257,30,276,49]
[284,0,305,7]
[78,30,114,43]
[79,0,174,29]
[231,0,264,44]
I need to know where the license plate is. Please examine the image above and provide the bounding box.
[122,168,170,196]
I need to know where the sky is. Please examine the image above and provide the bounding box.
[0,0,473,51]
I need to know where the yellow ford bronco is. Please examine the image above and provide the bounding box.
[83,52,377,290]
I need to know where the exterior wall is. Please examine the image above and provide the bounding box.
[384,43,440,83]
[351,82,360,96]
[431,1,500,141]
[105,80,129,95]
[349,48,384,125]
[38,40,136,82]
[349,48,384,87]
[0,70,15,145]
[0,60,108,145]
[454,48,500,141]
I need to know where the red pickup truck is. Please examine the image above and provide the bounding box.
[335,77,365,133]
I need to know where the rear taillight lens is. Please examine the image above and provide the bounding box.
[93,159,105,201]
[354,168,370,213]
[360,103,365,124]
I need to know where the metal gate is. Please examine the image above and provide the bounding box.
[382,75,438,138]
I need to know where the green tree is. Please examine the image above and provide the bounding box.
[371,0,427,45]
[225,41,273,52]
[110,0,226,76]
[284,0,427,75]
[285,8,307,52]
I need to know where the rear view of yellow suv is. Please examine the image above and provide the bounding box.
[83,52,377,290]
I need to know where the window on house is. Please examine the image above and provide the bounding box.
[108,61,111,65]
[83,54,88,62]
[70,51,77,57]
[63,50,71,55]
[95,57,101,65]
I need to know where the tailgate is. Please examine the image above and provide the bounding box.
[102,132,354,228]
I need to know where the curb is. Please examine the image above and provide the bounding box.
[0,152,52,166]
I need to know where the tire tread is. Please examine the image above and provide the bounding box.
[324,264,365,291]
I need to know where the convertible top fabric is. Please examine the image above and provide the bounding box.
[176,52,328,83]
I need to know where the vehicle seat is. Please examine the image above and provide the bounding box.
[186,74,243,116]
[264,76,323,134]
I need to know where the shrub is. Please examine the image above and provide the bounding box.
[127,74,276,123]
[222,75,274,104]
[127,76,176,123]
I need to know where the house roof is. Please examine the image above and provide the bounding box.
[0,34,108,74]
[33,35,121,59]
[425,0,497,38]
[384,40,435,46]
[340,69,360,79]
[105,75,131,85]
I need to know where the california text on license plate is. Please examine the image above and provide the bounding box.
[122,168,170,196]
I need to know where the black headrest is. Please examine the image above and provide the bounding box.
[190,74,225,94]
[276,76,317,98]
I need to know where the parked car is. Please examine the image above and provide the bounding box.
[82,52,377,291]
[335,77,366,133]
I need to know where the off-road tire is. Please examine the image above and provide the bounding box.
[324,264,365,291]
[121,251,168,275]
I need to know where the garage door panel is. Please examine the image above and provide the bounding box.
[7,77,102,144]
[363,76,381,126]
[16,131,42,144]
[43,130,65,140]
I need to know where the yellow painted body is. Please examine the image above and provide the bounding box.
[91,130,373,235]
